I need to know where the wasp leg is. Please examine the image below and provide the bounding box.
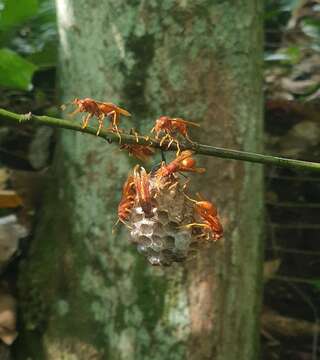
[96,114,106,135]
[175,140,181,156]
[195,231,211,242]
[134,130,139,143]
[166,138,174,150]
[159,133,170,147]
[112,216,133,234]
[180,223,210,230]
[182,178,191,192]
[109,111,122,144]
[82,113,93,129]
[168,181,179,191]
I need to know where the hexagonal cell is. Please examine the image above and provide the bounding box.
[163,236,175,249]
[131,211,144,223]
[139,222,155,236]
[150,235,164,252]
[137,235,152,246]
[152,222,165,237]
[157,210,169,225]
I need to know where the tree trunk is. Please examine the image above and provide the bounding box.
[17,1,264,359]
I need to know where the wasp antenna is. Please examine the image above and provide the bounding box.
[172,118,201,127]
[61,99,74,110]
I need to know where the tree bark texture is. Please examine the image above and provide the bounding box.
[17,1,264,359]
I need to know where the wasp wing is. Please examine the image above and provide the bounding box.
[94,101,131,117]
[171,118,200,127]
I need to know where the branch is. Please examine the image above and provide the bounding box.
[1,107,320,173]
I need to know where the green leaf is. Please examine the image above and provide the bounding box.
[301,18,320,39]
[264,47,301,65]
[0,0,39,32]
[0,48,37,90]
[27,41,57,68]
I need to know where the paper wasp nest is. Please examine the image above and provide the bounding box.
[118,151,223,266]
[129,176,197,266]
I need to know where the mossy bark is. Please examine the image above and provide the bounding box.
[17,1,264,359]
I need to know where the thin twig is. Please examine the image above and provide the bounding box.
[1,107,320,173]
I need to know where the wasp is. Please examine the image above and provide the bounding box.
[68,98,131,137]
[133,165,153,218]
[151,116,200,154]
[183,194,223,241]
[116,174,136,227]
[120,144,155,162]
[154,150,205,190]
[156,150,206,179]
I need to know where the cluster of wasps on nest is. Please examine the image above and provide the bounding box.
[64,97,223,266]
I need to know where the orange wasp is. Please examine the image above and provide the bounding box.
[120,144,155,162]
[151,116,200,154]
[156,150,206,179]
[184,194,223,241]
[115,174,136,229]
[69,98,131,137]
[133,165,153,218]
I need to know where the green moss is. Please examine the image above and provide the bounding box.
[133,259,167,333]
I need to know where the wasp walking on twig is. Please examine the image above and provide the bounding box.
[151,116,200,155]
[66,97,131,139]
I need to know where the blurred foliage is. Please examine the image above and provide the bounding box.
[0,0,57,91]
[264,0,320,100]
[265,0,320,63]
